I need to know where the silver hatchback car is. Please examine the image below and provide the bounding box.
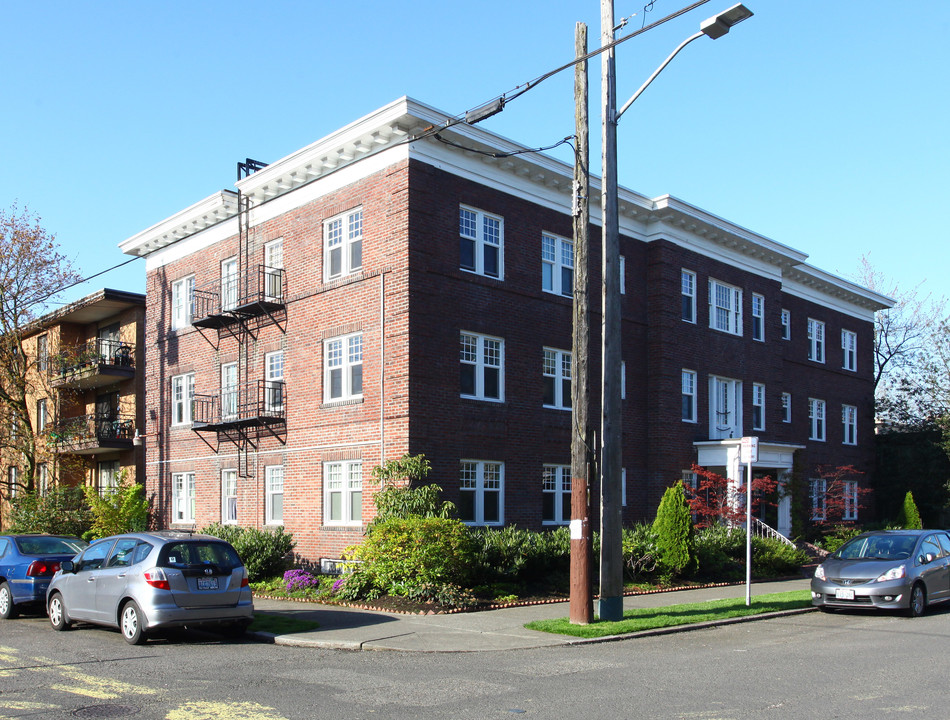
[47,531,254,644]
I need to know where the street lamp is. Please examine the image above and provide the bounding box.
[598,1,753,623]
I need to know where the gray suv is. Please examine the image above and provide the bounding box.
[47,531,254,644]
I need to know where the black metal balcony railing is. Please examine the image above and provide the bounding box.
[51,339,135,389]
[192,265,285,329]
[48,413,136,455]
[192,380,285,431]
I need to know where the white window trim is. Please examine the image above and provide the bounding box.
[543,347,572,411]
[843,480,858,521]
[323,460,363,527]
[781,392,792,423]
[265,350,285,413]
[781,309,791,340]
[172,472,196,524]
[459,460,505,526]
[459,205,504,280]
[265,465,285,526]
[171,275,195,330]
[171,373,195,426]
[460,332,504,402]
[681,270,696,323]
[324,208,363,281]
[810,478,827,522]
[752,383,765,431]
[842,329,857,372]
[222,469,238,525]
[682,370,697,423]
[751,293,765,342]
[324,332,363,404]
[221,256,238,312]
[842,404,858,446]
[221,362,238,422]
[541,232,573,298]
[809,398,826,441]
[807,318,825,363]
[708,279,743,336]
[542,464,572,525]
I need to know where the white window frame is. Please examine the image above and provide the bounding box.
[8,466,17,498]
[842,404,857,446]
[807,318,825,363]
[781,309,791,340]
[265,465,285,525]
[459,206,503,279]
[324,208,363,281]
[460,332,504,402]
[220,362,238,421]
[810,478,827,522]
[459,460,504,526]
[171,275,195,330]
[681,270,696,323]
[265,350,284,413]
[710,375,742,439]
[708,279,743,336]
[323,460,362,526]
[751,293,765,341]
[264,238,284,301]
[221,257,238,312]
[542,348,572,411]
[843,480,858,521]
[37,334,48,372]
[222,469,238,525]
[172,472,195,524]
[324,332,363,403]
[752,383,765,431]
[682,370,697,423]
[171,373,195,426]
[781,392,791,423]
[541,232,573,297]
[542,464,572,525]
[98,460,120,496]
[37,462,48,496]
[809,398,826,441]
[36,398,47,433]
[842,329,857,372]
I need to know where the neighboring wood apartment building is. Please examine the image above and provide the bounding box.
[1,289,145,527]
[119,97,892,563]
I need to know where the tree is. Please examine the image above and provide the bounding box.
[686,465,777,529]
[0,203,82,499]
[810,465,871,529]
[652,481,696,577]
[896,490,923,530]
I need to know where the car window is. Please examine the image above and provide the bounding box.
[106,539,140,568]
[0,538,9,558]
[920,536,941,561]
[132,542,153,565]
[158,541,242,570]
[937,533,950,556]
[15,536,87,555]
[837,535,916,560]
[76,540,113,571]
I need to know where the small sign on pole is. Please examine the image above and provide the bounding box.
[740,437,758,606]
[740,435,758,464]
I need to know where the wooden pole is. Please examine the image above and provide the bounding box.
[570,20,593,626]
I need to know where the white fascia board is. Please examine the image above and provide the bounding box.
[119,191,239,257]
[649,224,785,283]
[782,263,894,322]
[143,215,238,272]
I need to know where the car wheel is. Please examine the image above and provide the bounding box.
[48,593,71,631]
[907,583,926,618]
[120,600,147,645]
[0,582,16,619]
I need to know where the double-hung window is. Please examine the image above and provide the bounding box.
[842,330,857,371]
[681,270,696,323]
[781,309,791,340]
[708,279,742,335]
[265,350,284,413]
[171,275,195,330]
[222,469,238,524]
[809,398,826,441]
[809,478,827,522]
[459,460,503,525]
[541,233,573,297]
[542,465,571,524]
[681,370,697,422]
[172,472,195,524]
[807,318,825,362]
[265,465,284,525]
[264,238,284,301]
[751,294,765,341]
[221,257,238,312]
[324,460,362,526]
[171,373,195,425]
[36,398,47,433]
[542,348,572,410]
[324,208,363,281]
[460,332,503,401]
[98,460,119,496]
[220,363,238,421]
[752,383,765,431]
[37,334,48,372]
[843,480,858,521]
[324,333,363,402]
[781,392,792,423]
[842,404,857,445]
[459,206,503,279]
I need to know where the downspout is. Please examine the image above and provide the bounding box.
[379,271,385,464]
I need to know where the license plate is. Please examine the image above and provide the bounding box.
[197,577,219,591]
[835,588,855,600]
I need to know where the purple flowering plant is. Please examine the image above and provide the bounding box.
[283,568,321,593]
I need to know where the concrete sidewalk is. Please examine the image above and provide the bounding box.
[248,578,814,652]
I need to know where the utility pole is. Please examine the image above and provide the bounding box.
[599,0,624,622]
[570,20,593,626]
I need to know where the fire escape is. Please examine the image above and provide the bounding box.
[190,159,286,477]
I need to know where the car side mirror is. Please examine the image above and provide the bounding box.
[926,552,937,563]
[60,560,74,573]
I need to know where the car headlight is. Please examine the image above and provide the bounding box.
[875,564,906,583]
[814,565,826,581]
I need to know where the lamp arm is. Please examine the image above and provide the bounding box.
[615,30,704,123]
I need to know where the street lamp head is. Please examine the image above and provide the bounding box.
[700,3,754,40]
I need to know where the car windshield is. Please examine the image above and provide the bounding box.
[14,536,87,555]
[158,541,242,571]
[835,534,917,561]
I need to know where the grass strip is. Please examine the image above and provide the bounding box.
[525,590,812,638]
[249,613,321,635]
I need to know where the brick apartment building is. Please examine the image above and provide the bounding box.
[119,97,891,563]
[1,289,145,527]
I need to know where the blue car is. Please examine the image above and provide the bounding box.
[0,534,88,618]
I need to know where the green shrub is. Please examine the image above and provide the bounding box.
[751,536,809,577]
[621,523,660,582]
[372,483,455,522]
[469,526,570,587]
[652,481,697,577]
[7,486,91,537]
[344,516,476,598]
[815,525,863,553]
[694,525,745,580]
[82,481,149,540]
[897,490,923,529]
[200,524,295,582]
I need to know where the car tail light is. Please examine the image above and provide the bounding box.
[27,560,60,576]
[143,567,170,590]
[241,577,249,588]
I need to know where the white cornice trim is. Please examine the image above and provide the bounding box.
[119,191,239,257]
[783,263,895,320]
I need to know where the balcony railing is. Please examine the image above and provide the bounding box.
[50,339,135,390]
[192,265,285,329]
[192,380,286,431]
[48,413,136,455]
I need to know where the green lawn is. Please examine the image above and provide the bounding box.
[525,590,812,638]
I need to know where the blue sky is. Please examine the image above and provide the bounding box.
[3,1,947,309]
